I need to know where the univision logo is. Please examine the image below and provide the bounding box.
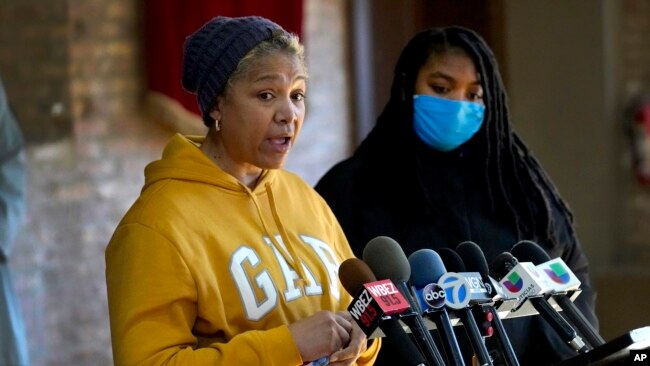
[502,272,524,293]
[544,263,571,284]
[438,273,470,309]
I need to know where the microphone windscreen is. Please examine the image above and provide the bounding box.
[340,257,428,366]
[456,241,490,278]
[362,236,411,283]
[490,252,518,280]
[338,257,377,296]
[511,240,552,265]
[437,247,466,273]
[408,249,446,288]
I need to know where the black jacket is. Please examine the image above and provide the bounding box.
[315,140,598,366]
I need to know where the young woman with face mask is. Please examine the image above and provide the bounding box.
[315,26,598,365]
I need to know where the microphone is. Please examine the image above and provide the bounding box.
[510,240,605,348]
[363,236,447,366]
[490,251,590,354]
[338,257,427,366]
[437,248,494,366]
[409,249,466,366]
[455,241,520,366]
[455,243,507,299]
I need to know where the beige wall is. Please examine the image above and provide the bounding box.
[284,0,352,186]
[504,0,616,272]
[504,0,650,340]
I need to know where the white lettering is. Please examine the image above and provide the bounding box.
[366,284,385,297]
[230,246,278,321]
[425,290,445,301]
[301,235,340,300]
[349,290,372,320]
[264,236,302,302]
[384,282,398,294]
[517,283,538,303]
[230,235,341,321]
[466,276,483,289]
[367,283,398,298]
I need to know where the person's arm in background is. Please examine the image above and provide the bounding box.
[533,197,599,363]
[0,77,27,263]
[550,211,599,329]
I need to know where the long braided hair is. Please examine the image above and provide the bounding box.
[356,26,576,248]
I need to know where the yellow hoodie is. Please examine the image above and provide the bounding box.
[105,134,379,365]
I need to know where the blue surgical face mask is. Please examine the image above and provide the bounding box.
[412,94,485,152]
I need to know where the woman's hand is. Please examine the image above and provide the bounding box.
[328,311,368,366]
[288,310,359,364]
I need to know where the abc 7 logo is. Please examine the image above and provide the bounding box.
[438,273,471,309]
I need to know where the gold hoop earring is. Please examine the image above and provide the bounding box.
[215,119,221,132]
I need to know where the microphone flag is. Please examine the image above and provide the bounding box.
[348,279,410,337]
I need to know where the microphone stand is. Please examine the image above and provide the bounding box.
[396,281,447,366]
[486,306,520,366]
[553,294,605,348]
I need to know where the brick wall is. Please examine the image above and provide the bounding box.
[0,0,73,143]
[68,0,145,121]
[620,0,650,86]
[1,0,169,365]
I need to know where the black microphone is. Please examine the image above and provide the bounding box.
[409,248,466,366]
[363,236,447,366]
[510,240,605,348]
[437,248,494,366]
[490,251,590,354]
[456,241,521,366]
[338,257,426,366]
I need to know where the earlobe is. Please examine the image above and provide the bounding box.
[209,96,224,122]
[209,109,220,122]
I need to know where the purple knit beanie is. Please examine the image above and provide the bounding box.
[182,16,284,126]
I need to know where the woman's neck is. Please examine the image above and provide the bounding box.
[199,132,263,189]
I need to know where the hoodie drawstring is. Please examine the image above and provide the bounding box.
[243,181,309,284]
